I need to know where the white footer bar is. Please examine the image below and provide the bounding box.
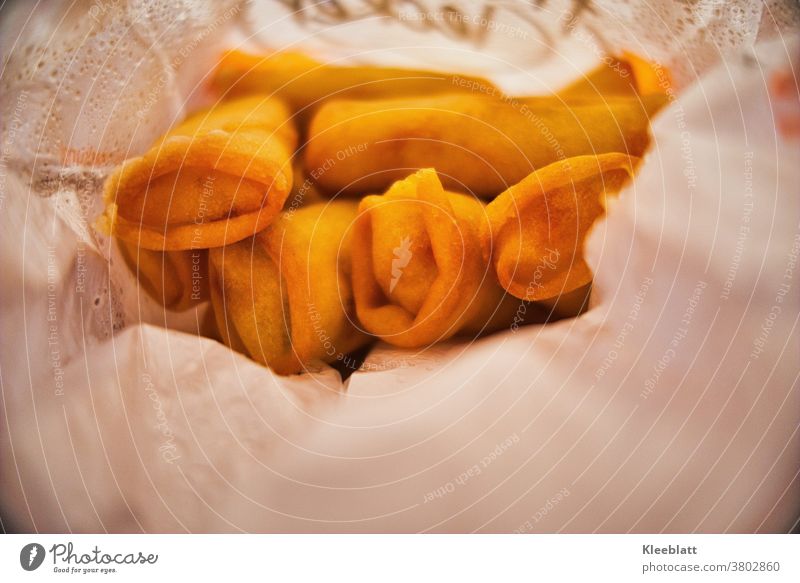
[1,534,797,582]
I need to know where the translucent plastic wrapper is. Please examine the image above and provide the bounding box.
[0,0,798,532]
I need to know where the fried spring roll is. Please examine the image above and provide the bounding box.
[623,52,673,96]
[559,54,670,99]
[305,93,663,197]
[101,95,297,251]
[482,154,639,302]
[209,201,370,374]
[559,58,638,98]
[118,241,208,311]
[212,49,498,112]
[351,169,521,348]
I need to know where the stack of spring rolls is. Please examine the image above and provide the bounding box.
[100,50,668,374]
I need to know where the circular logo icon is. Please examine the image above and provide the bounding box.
[20,543,46,571]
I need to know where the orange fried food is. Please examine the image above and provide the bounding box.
[305,92,663,197]
[212,49,498,113]
[559,57,639,98]
[482,153,639,302]
[101,95,297,251]
[209,201,370,374]
[559,54,672,102]
[351,169,520,348]
[118,241,207,311]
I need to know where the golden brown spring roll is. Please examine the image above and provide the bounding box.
[559,58,638,98]
[351,168,521,348]
[560,54,671,100]
[482,153,639,302]
[101,95,297,251]
[209,201,370,374]
[305,92,663,197]
[212,50,498,113]
[118,240,208,311]
[623,52,673,96]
